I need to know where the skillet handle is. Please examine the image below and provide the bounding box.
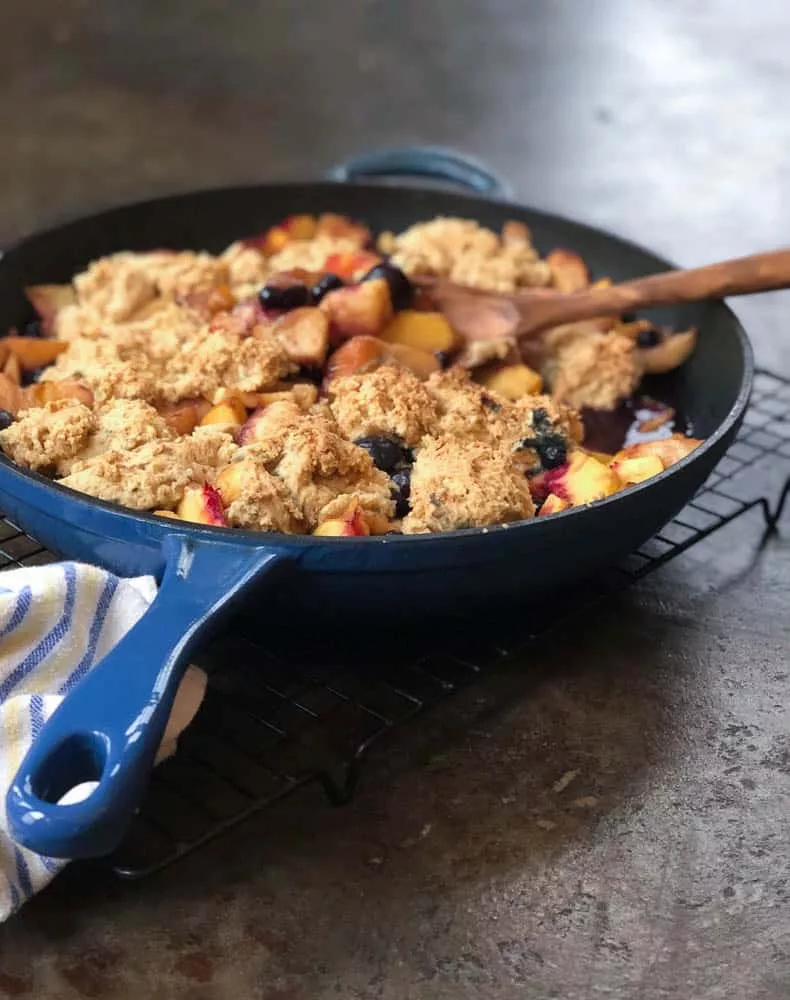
[326,146,512,198]
[5,534,285,860]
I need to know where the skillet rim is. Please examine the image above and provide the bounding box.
[0,180,755,549]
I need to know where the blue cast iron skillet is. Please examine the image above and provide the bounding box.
[1,147,752,860]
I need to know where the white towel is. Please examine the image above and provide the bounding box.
[0,561,207,921]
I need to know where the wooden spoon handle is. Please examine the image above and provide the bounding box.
[519,247,790,335]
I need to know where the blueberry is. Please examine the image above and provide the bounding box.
[355,435,413,474]
[516,432,567,470]
[311,273,345,304]
[536,434,567,470]
[259,282,310,311]
[531,407,552,434]
[0,409,14,430]
[391,468,411,518]
[637,327,662,348]
[435,350,453,369]
[361,262,414,311]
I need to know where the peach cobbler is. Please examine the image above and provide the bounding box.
[0,213,702,536]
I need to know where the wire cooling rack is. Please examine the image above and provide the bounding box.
[1,369,788,878]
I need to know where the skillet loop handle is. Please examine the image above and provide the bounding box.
[5,534,286,860]
[326,146,511,198]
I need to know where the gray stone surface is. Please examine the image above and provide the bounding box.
[0,1,789,997]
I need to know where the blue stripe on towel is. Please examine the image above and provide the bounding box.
[8,877,20,911]
[0,565,77,702]
[60,575,119,694]
[29,693,45,740]
[0,585,32,642]
[13,848,32,897]
[39,855,61,874]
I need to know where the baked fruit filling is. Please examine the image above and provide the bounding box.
[0,213,702,535]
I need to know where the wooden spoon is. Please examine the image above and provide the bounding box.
[420,247,790,343]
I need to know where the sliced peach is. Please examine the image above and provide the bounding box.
[281,214,317,240]
[177,283,236,318]
[578,447,615,466]
[153,510,181,519]
[275,307,330,367]
[539,493,571,516]
[320,278,393,341]
[159,398,211,436]
[546,249,590,294]
[380,310,458,353]
[200,398,247,427]
[315,213,371,245]
[322,251,381,282]
[638,328,697,375]
[176,484,227,526]
[542,450,622,506]
[384,342,441,380]
[21,380,93,411]
[215,461,253,505]
[613,434,701,470]
[25,284,76,332]
[4,336,68,370]
[313,502,370,537]
[3,352,21,385]
[324,336,388,385]
[610,453,664,485]
[0,372,24,414]
[224,296,265,336]
[478,363,542,399]
[502,220,532,246]
[255,383,318,409]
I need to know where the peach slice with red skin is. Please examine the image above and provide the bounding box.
[275,307,330,367]
[610,453,664,485]
[159,399,211,436]
[539,493,571,516]
[313,502,371,537]
[612,434,701,470]
[320,278,393,341]
[322,251,381,282]
[323,336,440,388]
[176,484,227,526]
[541,450,622,506]
[323,336,388,386]
[236,410,268,447]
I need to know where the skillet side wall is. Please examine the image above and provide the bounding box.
[0,184,751,623]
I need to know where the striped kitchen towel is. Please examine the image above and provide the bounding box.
[0,561,206,921]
